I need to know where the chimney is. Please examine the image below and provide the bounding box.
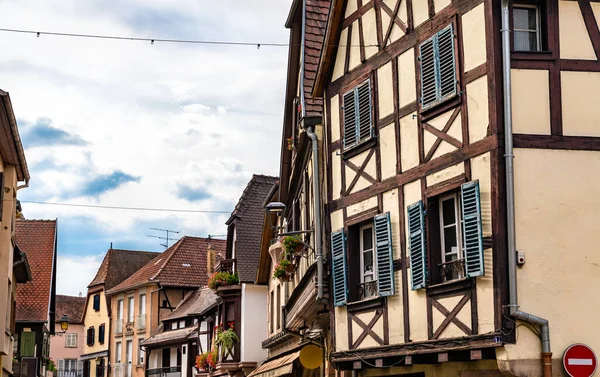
[207,240,216,277]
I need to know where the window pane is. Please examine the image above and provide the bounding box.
[514,30,538,51]
[363,251,373,274]
[514,7,537,30]
[444,227,458,255]
[442,198,456,226]
[363,274,373,282]
[362,227,373,250]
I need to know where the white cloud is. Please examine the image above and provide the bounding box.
[0,0,291,294]
[56,253,104,297]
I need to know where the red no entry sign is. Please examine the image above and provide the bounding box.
[563,344,597,377]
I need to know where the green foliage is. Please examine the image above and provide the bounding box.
[282,236,302,256]
[216,328,238,355]
[208,271,239,289]
[272,259,290,279]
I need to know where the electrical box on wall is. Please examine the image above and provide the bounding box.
[517,251,525,266]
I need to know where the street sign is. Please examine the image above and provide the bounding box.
[563,344,597,377]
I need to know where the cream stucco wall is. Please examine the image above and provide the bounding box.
[398,49,416,108]
[379,125,397,180]
[377,62,394,118]
[461,3,487,72]
[511,69,551,135]
[240,284,268,363]
[559,0,596,60]
[363,8,378,59]
[466,76,490,143]
[400,113,419,171]
[497,148,600,376]
[561,71,600,137]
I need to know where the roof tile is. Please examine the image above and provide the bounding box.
[55,295,86,324]
[88,249,158,290]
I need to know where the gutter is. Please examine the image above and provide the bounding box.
[0,90,30,184]
[501,2,552,376]
[306,127,324,302]
[300,0,307,118]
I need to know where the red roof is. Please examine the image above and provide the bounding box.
[15,219,57,322]
[55,295,86,324]
[303,0,330,116]
[106,236,226,295]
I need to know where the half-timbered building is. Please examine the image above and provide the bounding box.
[312,0,600,376]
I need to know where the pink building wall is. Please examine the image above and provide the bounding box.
[49,323,85,375]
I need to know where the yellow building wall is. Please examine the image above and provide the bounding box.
[561,71,600,137]
[497,148,600,377]
[559,0,596,60]
[83,289,110,377]
[511,69,551,135]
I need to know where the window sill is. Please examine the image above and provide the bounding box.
[511,50,554,61]
[426,277,471,296]
[420,95,461,123]
[342,138,376,160]
[347,296,384,312]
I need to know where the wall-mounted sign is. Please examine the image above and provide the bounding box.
[563,344,597,377]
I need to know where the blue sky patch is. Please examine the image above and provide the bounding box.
[81,171,140,196]
[20,118,87,147]
[176,184,213,201]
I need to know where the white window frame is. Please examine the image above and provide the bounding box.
[359,224,376,284]
[138,338,145,365]
[127,296,134,323]
[513,3,542,52]
[116,341,123,364]
[65,333,77,348]
[117,299,124,320]
[438,193,464,279]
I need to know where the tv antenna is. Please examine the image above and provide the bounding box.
[147,228,180,248]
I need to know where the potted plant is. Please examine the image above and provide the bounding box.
[273,260,290,282]
[44,357,56,373]
[195,353,209,371]
[286,136,294,151]
[282,235,304,256]
[215,324,238,357]
[208,271,239,290]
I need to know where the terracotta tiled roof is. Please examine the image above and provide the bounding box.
[106,237,226,295]
[165,288,220,321]
[15,219,57,322]
[88,249,159,290]
[141,326,196,348]
[303,0,330,117]
[227,175,278,283]
[55,295,86,324]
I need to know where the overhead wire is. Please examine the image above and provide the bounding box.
[18,200,231,214]
[0,27,378,48]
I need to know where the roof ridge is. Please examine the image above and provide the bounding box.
[149,236,185,281]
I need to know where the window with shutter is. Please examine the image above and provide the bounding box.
[461,181,485,277]
[419,24,457,109]
[93,294,101,311]
[342,80,373,151]
[58,359,65,373]
[407,201,428,290]
[331,230,348,306]
[20,332,35,357]
[87,327,95,346]
[99,324,105,344]
[374,213,395,297]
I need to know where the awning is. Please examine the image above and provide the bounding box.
[141,327,195,348]
[247,351,300,377]
[80,351,108,361]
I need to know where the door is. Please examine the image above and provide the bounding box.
[126,341,132,377]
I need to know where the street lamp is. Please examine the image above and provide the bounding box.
[59,314,70,333]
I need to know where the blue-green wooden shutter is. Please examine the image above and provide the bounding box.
[374,213,395,297]
[20,332,35,357]
[437,24,457,102]
[356,80,373,143]
[407,201,428,290]
[342,90,357,149]
[331,229,348,306]
[461,181,485,277]
[419,24,457,109]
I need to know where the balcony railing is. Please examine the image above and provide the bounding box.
[214,259,236,274]
[145,366,180,377]
[136,316,146,331]
[357,280,378,301]
[57,371,83,377]
[115,319,124,334]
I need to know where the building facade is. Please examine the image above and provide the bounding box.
[311,0,600,377]
[0,89,31,377]
[105,237,225,377]
[50,295,86,377]
[14,219,58,377]
[81,249,158,377]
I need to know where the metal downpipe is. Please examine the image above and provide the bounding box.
[306,126,324,302]
[501,0,551,375]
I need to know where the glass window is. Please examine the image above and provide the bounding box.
[439,194,464,281]
[514,5,541,51]
[116,342,122,363]
[138,339,145,364]
[127,297,134,323]
[360,224,376,285]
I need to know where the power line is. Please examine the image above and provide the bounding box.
[0,28,377,48]
[19,200,231,214]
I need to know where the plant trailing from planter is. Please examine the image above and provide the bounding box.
[195,353,210,371]
[207,348,218,369]
[44,357,56,373]
[286,136,294,151]
[208,271,239,289]
[215,326,238,356]
[282,235,303,257]
[273,259,292,280]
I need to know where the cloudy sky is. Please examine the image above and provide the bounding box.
[0,0,292,296]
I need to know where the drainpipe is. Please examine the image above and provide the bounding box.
[306,127,324,302]
[501,2,552,376]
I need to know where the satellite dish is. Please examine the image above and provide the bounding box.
[299,344,322,370]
